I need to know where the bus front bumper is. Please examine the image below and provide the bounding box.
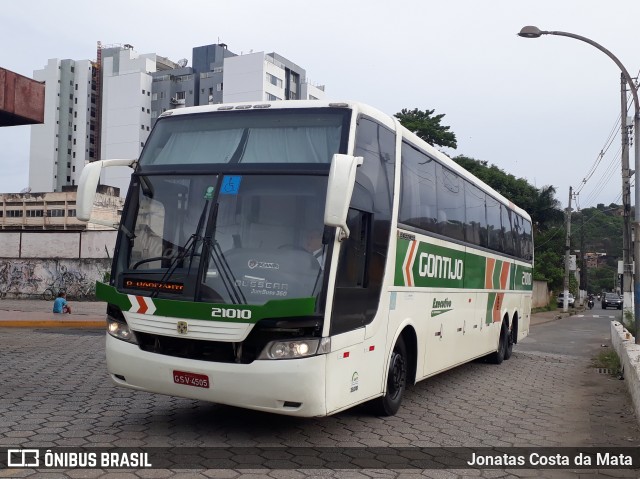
[106,334,328,417]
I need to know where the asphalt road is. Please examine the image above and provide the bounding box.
[1,307,639,478]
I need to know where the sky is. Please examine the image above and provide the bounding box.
[1,0,639,209]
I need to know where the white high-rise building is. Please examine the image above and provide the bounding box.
[223,51,325,103]
[29,58,96,193]
[29,43,327,197]
[99,46,156,196]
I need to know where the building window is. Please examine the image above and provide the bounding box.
[159,92,165,99]
[266,93,281,101]
[7,210,23,218]
[266,73,283,88]
[47,210,65,217]
[26,210,44,218]
[141,107,145,112]
[142,89,145,94]
[152,93,157,100]
[176,91,185,100]
[216,83,223,91]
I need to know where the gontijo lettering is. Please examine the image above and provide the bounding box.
[419,253,463,280]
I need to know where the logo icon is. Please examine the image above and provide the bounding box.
[8,449,39,467]
[177,321,188,334]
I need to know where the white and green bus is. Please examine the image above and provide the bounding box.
[77,100,533,417]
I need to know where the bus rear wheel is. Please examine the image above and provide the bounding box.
[487,321,508,365]
[504,326,514,360]
[370,336,407,416]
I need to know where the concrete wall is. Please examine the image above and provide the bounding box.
[0,230,116,299]
[532,280,549,308]
[610,321,640,425]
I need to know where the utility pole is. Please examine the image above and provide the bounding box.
[580,213,586,294]
[621,73,634,315]
[563,186,573,312]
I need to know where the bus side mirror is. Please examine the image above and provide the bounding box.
[324,154,363,241]
[76,159,136,221]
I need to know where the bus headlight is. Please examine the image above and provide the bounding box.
[258,338,330,360]
[107,318,138,344]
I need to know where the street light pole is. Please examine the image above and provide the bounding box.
[518,26,640,344]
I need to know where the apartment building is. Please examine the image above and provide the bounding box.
[29,42,326,197]
[29,58,97,193]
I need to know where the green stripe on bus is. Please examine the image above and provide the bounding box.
[393,235,533,291]
[486,293,496,325]
[95,282,316,323]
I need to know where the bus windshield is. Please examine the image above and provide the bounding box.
[139,109,346,166]
[116,174,329,306]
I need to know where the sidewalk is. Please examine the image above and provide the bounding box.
[0,298,582,329]
[0,298,107,328]
[530,307,583,326]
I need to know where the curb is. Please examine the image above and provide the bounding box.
[1,320,105,329]
[611,321,640,423]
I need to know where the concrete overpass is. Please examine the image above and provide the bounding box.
[0,67,44,126]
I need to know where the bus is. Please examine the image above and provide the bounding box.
[77,100,533,417]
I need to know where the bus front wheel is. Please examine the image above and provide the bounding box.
[371,336,407,416]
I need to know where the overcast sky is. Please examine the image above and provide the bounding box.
[1,0,639,209]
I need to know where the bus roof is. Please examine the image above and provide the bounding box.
[159,100,532,222]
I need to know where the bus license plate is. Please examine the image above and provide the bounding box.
[173,370,210,388]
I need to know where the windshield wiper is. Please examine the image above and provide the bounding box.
[146,199,211,298]
[139,174,154,198]
[201,203,247,304]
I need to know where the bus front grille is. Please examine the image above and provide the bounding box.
[136,331,240,363]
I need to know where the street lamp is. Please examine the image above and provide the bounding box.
[518,25,640,344]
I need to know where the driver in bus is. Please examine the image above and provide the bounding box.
[302,229,326,269]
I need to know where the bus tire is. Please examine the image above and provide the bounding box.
[370,336,408,416]
[504,325,514,360]
[487,321,507,365]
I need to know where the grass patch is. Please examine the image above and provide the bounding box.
[622,310,636,336]
[532,303,556,314]
[592,349,622,377]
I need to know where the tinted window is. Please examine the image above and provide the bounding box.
[436,164,465,241]
[140,109,349,166]
[399,142,437,233]
[487,196,503,252]
[501,207,515,256]
[464,183,487,247]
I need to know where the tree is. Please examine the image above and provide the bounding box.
[394,108,457,149]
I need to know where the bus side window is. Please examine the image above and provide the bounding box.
[331,209,373,335]
[336,209,370,287]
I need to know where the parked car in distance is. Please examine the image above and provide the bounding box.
[556,292,575,308]
[602,292,623,310]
